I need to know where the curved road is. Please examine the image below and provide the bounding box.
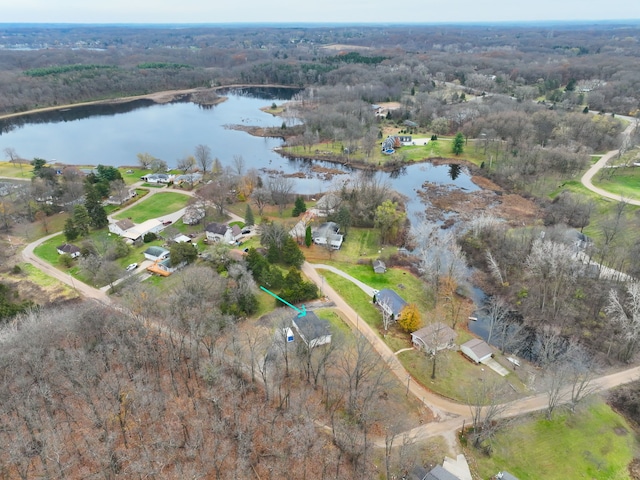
[581,115,639,205]
[303,262,640,450]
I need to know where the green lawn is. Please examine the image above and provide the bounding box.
[33,229,167,287]
[323,263,432,312]
[17,263,78,299]
[112,192,190,222]
[593,166,640,201]
[319,270,381,329]
[0,160,32,178]
[474,401,637,480]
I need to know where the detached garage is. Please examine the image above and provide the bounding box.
[460,338,493,364]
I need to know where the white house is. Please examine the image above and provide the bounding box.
[109,218,135,236]
[292,312,332,348]
[460,338,493,364]
[120,219,164,242]
[205,222,230,242]
[56,243,81,258]
[313,222,343,250]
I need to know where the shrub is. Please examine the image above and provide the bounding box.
[143,232,157,243]
[59,253,74,268]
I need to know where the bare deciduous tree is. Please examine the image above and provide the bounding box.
[605,281,640,362]
[467,379,510,451]
[194,144,213,175]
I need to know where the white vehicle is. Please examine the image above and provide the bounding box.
[126,263,138,272]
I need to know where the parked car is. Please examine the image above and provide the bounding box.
[126,263,138,272]
[162,220,173,226]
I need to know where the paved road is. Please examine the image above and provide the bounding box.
[22,231,111,304]
[312,263,378,297]
[303,262,640,449]
[581,116,639,205]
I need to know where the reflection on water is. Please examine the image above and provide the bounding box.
[0,87,479,227]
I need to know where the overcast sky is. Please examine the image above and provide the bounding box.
[2,0,640,24]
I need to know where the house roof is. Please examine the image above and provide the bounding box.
[231,225,242,237]
[56,243,80,254]
[292,312,330,343]
[122,219,163,240]
[412,322,457,349]
[313,222,339,240]
[423,465,460,480]
[373,259,386,272]
[173,234,192,243]
[315,192,341,212]
[205,222,228,235]
[461,338,493,361]
[115,218,135,231]
[374,288,407,315]
[144,246,170,257]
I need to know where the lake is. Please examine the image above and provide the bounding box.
[0,87,479,224]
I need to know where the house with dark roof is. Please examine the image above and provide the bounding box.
[423,465,460,480]
[373,288,408,320]
[411,322,457,354]
[292,311,332,348]
[205,222,229,242]
[460,338,493,364]
[143,246,170,262]
[56,243,81,258]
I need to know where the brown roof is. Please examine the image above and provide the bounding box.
[412,322,457,349]
[115,219,135,231]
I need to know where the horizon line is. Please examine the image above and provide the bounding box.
[1,19,640,28]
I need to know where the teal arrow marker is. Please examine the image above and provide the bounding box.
[260,286,306,317]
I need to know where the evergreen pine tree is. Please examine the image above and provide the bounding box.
[245,204,255,226]
[72,205,90,237]
[63,217,79,242]
[305,225,312,248]
[84,183,108,229]
[452,132,465,155]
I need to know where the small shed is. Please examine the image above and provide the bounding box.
[411,322,457,354]
[292,312,332,348]
[373,259,387,274]
[56,243,81,258]
[460,338,493,364]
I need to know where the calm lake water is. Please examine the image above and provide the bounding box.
[0,88,478,223]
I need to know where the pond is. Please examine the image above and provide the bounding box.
[0,87,479,225]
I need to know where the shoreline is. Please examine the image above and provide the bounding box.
[0,83,300,121]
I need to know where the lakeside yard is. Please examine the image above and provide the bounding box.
[112,191,190,222]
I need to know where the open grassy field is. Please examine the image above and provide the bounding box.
[592,166,640,201]
[112,192,190,222]
[0,160,32,178]
[17,263,78,300]
[473,400,638,480]
[320,270,382,328]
